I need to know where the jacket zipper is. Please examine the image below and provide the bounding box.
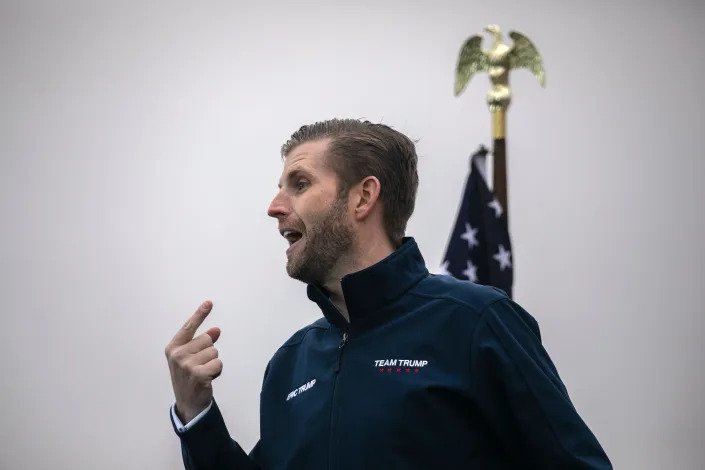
[328,329,348,470]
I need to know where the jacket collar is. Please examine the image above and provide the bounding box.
[306,237,429,331]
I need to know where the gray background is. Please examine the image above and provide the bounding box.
[1,0,704,468]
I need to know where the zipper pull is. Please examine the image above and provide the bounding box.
[339,331,349,349]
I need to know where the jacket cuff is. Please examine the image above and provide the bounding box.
[169,398,254,469]
[171,401,214,433]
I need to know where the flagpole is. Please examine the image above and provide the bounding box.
[492,109,508,220]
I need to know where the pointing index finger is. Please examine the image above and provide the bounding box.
[172,301,213,346]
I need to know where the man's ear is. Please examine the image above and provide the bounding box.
[354,176,381,221]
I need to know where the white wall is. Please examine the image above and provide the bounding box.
[1,0,704,468]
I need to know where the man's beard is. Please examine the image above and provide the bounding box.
[286,195,354,285]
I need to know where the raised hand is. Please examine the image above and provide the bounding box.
[165,301,222,424]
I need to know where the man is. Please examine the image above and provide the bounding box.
[165,119,612,469]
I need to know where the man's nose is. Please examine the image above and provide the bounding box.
[267,191,290,219]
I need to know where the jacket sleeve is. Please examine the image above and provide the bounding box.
[170,398,262,470]
[469,298,612,469]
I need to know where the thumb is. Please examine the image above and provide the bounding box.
[206,327,221,344]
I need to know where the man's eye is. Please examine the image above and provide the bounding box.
[295,181,308,191]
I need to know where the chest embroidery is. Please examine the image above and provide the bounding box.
[374,359,428,373]
[286,378,317,401]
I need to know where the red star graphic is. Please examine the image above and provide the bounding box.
[414,368,419,373]
[379,368,384,373]
[387,368,392,373]
[405,368,411,372]
[396,368,401,372]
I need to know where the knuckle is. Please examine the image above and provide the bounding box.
[176,354,192,369]
[166,346,181,362]
[170,347,185,361]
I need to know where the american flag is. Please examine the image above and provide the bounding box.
[439,146,514,298]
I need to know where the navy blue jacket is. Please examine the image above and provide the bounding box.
[172,238,611,469]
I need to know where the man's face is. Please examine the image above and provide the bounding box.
[267,140,354,285]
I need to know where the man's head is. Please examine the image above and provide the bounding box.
[267,118,419,285]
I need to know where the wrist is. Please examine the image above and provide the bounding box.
[175,403,197,424]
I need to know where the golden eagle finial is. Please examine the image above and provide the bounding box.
[454,24,545,112]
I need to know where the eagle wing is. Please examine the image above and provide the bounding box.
[454,35,489,96]
[508,31,545,87]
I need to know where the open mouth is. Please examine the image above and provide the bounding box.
[281,229,303,247]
